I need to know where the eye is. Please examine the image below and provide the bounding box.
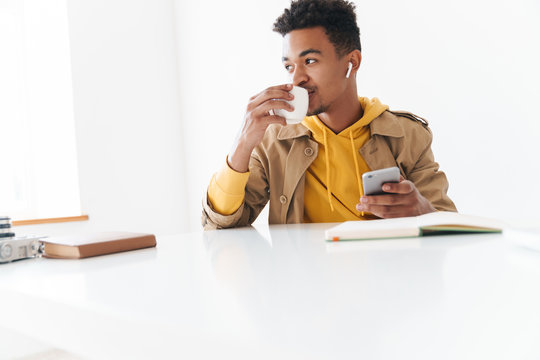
[284,64,293,72]
[306,58,317,65]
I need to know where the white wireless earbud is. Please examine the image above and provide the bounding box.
[345,62,353,79]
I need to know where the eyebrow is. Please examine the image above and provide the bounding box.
[282,48,322,62]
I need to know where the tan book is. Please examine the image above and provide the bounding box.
[325,212,503,241]
[41,232,156,259]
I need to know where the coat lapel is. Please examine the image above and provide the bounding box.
[361,111,404,171]
[278,124,317,223]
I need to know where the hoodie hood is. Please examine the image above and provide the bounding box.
[303,97,388,140]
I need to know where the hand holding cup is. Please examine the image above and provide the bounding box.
[274,86,309,124]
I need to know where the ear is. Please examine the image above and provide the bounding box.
[346,50,362,78]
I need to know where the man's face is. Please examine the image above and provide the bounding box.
[282,26,349,116]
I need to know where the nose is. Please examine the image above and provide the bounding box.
[292,65,309,87]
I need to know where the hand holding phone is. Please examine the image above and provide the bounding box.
[362,167,400,196]
[358,167,436,218]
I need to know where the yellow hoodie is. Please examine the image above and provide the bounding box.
[302,97,388,222]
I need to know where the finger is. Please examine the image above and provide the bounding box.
[249,84,292,100]
[360,193,412,206]
[381,180,415,195]
[255,99,294,117]
[249,84,294,108]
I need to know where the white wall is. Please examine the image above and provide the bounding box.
[17,0,187,237]
[175,0,540,229]
[16,0,540,237]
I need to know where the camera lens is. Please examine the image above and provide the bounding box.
[0,243,13,259]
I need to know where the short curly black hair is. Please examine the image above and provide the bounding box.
[273,0,361,57]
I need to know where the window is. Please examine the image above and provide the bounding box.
[0,0,81,220]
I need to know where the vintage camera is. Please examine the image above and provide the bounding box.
[0,216,43,263]
[0,236,42,263]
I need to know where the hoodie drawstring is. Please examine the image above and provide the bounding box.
[349,130,365,216]
[321,126,334,212]
[319,124,365,215]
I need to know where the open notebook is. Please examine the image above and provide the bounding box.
[325,212,503,241]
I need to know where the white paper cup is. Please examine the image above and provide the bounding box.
[275,86,309,124]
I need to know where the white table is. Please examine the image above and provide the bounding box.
[1,223,540,359]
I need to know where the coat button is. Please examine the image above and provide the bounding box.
[304,147,314,156]
[279,195,287,204]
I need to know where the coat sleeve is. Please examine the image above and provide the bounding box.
[201,151,270,230]
[402,124,457,212]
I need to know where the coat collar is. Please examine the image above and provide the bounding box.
[276,110,404,140]
[277,123,312,140]
[369,111,404,138]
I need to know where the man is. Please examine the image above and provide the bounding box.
[202,0,456,229]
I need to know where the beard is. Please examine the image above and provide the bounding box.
[307,105,329,116]
[304,86,328,116]
[307,100,330,116]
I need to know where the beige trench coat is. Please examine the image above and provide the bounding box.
[202,110,457,229]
